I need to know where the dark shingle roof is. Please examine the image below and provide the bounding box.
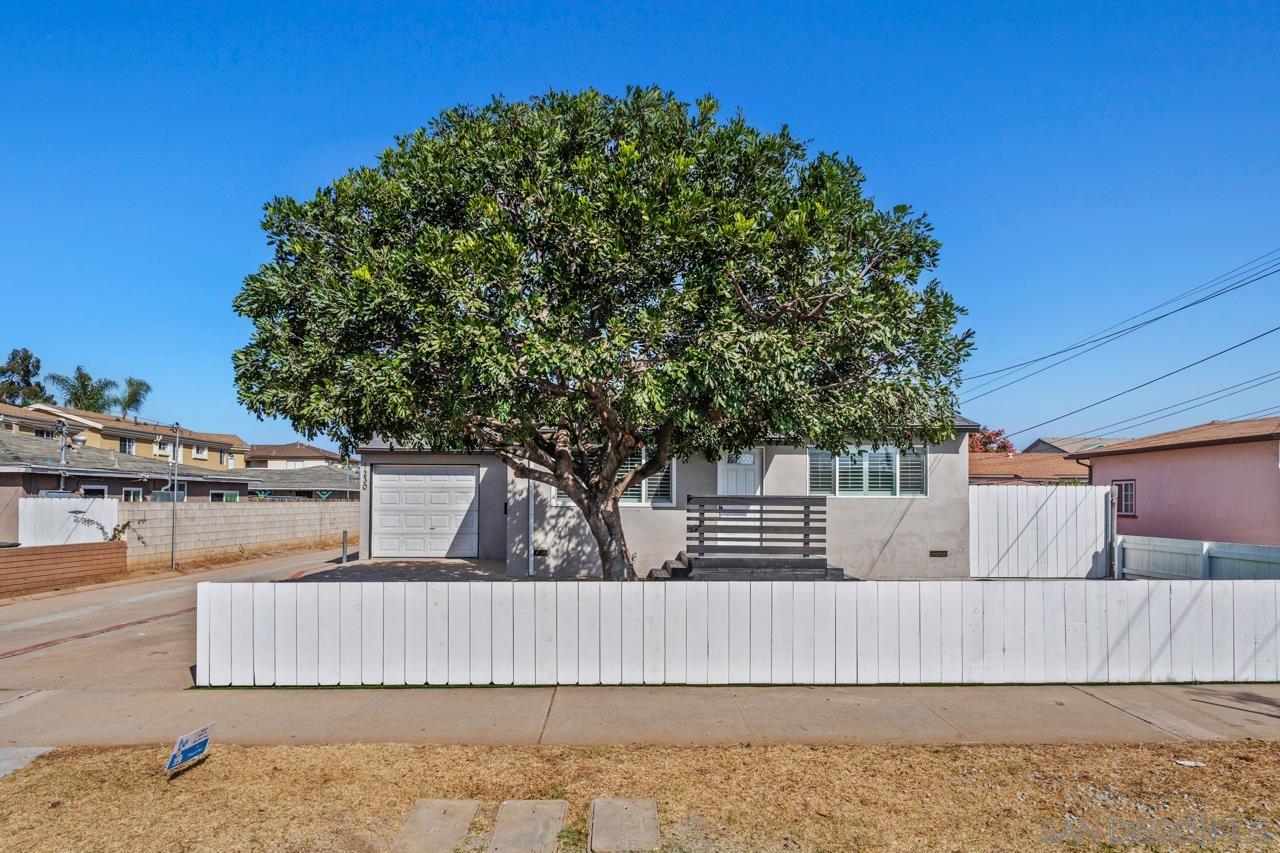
[246,464,359,492]
[0,429,256,483]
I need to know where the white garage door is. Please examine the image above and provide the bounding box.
[372,465,479,558]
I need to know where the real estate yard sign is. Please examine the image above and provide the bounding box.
[166,723,214,775]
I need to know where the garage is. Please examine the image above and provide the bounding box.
[371,465,479,558]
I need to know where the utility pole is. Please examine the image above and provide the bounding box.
[57,419,69,491]
[170,422,180,570]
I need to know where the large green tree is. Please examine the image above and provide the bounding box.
[234,88,972,579]
[0,348,52,405]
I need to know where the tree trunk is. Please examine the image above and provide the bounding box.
[583,498,635,581]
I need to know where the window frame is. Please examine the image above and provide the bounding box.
[554,450,677,506]
[807,445,929,498]
[1113,479,1136,517]
[209,490,239,503]
[80,484,108,499]
[121,487,143,502]
[35,427,57,439]
[118,436,136,455]
[192,444,209,460]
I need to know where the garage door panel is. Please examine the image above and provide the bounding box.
[372,465,480,559]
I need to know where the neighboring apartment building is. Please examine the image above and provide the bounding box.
[246,441,345,469]
[0,428,256,541]
[1071,417,1280,546]
[22,403,248,472]
[358,418,979,579]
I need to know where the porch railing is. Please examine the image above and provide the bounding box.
[685,495,826,559]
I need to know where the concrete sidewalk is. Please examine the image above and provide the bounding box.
[3,551,1280,748]
[3,682,1280,748]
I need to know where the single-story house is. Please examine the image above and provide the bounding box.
[0,429,258,542]
[969,451,1092,485]
[246,441,349,469]
[357,418,979,579]
[246,464,359,500]
[1069,417,1280,545]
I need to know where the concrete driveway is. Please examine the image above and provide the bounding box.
[4,555,1280,747]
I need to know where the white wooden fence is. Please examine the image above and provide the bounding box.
[969,485,1111,578]
[18,496,118,547]
[1119,536,1280,580]
[196,578,1280,686]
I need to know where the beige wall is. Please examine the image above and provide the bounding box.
[120,501,359,569]
[362,439,971,580]
[247,458,330,469]
[13,421,246,471]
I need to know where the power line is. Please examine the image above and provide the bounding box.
[1225,402,1280,421]
[1062,370,1280,438]
[1006,324,1280,439]
[963,247,1280,382]
[960,259,1280,403]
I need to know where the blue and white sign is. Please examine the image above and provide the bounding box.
[166,723,214,774]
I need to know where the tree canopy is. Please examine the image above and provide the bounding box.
[0,348,52,406]
[234,87,972,577]
[968,426,1015,453]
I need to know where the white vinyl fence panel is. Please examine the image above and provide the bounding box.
[1119,536,1280,580]
[969,485,1110,577]
[196,578,1280,687]
[18,496,118,546]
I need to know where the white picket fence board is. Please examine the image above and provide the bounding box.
[970,485,1110,578]
[1119,535,1280,580]
[196,579,1280,687]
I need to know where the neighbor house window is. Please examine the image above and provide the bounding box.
[81,485,108,498]
[1114,480,1136,516]
[556,450,675,505]
[286,459,306,469]
[118,437,135,455]
[193,445,208,460]
[35,428,57,439]
[154,439,170,456]
[209,490,239,503]
[121,487,143,502]
[154,482,187,502]
[227,454,236,469]
[808,446,928,496]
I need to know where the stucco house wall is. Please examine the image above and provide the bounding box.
[1091,440,1280,545]
[359,437,972,579]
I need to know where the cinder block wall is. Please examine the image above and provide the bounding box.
[119,502,360,568]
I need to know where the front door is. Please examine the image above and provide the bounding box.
[718,448,764,496]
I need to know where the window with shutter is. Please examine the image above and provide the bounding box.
[555,449,674,504]
[898,446,927,495]
[808,448,836,495]
[808,445,928,497]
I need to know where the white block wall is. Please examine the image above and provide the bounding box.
[196,578,1280,686]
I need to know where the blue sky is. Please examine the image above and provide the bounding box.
[2,2,1277,449]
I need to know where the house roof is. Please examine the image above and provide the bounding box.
[247,464,358,492]
[26,404,249,449]
[0,401,66,427]
[0,429,258,484]
[247,442,343,462]
[1067,417,1280,459]
[969,452,1091,482]
[1024,436,1129,455]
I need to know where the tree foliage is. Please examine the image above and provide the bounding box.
[115,377,153,416]
[969,426,1015,453]
[233,87,972,578]
[0,348,53,405]
[47,366,119,413]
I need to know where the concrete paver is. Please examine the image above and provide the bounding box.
[487,800,568,853]
[392,799,480,853]
[589,797,660,852]
[733,686,962,743]
[0,746,51,779]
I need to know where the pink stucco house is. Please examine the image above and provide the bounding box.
[1071,417,1280,546]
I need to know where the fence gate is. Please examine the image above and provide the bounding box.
[969,485,1112,578]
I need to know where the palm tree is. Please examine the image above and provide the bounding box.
[115,377,152,417]
[46,366,119,413]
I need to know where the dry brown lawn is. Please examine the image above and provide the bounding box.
[2,741,1279,851]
